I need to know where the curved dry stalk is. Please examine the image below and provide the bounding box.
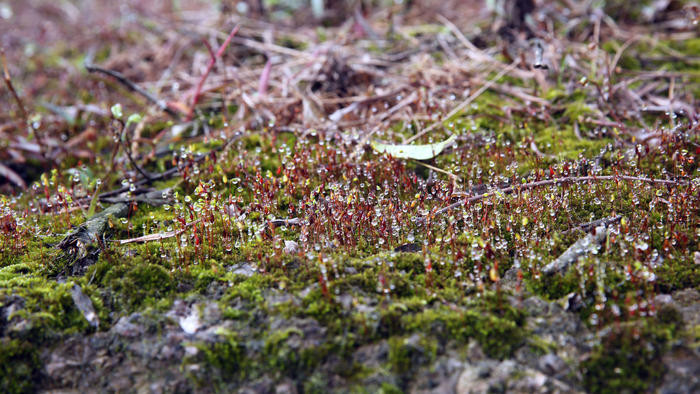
[411,160,461,184]
[116,219,201,245]
[0,162,26,189]
[421,175,688,223]
[85,62,181,119]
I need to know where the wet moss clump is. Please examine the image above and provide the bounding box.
[0,277,91,342]
[582,321,674,393]
[102,262,174,311]
[197,329,245,379]
[527,266,584,301]
[0,338,42,394]
[264,328,309,376]
[401,294,527,360]
[655,254,700,293]
[387,335,437,374]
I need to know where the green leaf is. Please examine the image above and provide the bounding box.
[65,167,94,186]
[371,135,457,160]
[110,103,123,119]
[87,182,100,218]
[126,113,142,128]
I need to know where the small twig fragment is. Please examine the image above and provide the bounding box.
[116,219,200,245]
[565,215,622,234]
[543,226,608,275]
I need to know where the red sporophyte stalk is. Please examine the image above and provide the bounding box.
[318,272,330,301]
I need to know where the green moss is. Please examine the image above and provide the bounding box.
[303,372,328,393]
[527,335,558,355]
[617,53,642,71]
[563,99,594,121]
[656,303,683,327]
[656,254,700,292]
[195,266,222,293]
[681,38,700,54]
[387,336,411,373]
[198,329,244,377]
[379,382,404,394]
[3,12,699,391]
[583,321,672,393]
[338,269,379,294]
[378,305,406,337]
[222,273,273,303]
[264,327,305,375]
[387,335,436,374]
[471,313,524,359]
[0,277,90,340]
[534,125,610,161]
[603,0,654,22]
[261,157,282,173]
[394,253,424,273]
[301,288,341,325]
[527,265,584,300]
[243,134,263,149]
[0,339,41,394]
[402,298,526,359]
[102,262,173,311]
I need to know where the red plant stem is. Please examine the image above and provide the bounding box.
[258,58,272,96]
[202,40,215,59]
[187,24,240,121]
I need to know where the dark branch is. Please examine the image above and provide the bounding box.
[85,62,181,119]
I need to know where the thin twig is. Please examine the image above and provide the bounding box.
[1,48,28,123]
[438,14,533,80]
[411,159,461,184]
[378,91,418,122]
[231,35,309,59]
[610,36,637,74]
[268,218,301,227]
[84,62,181,119]
[422,175,687,223]
[117,121,153,182]
[258,58,272,96]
